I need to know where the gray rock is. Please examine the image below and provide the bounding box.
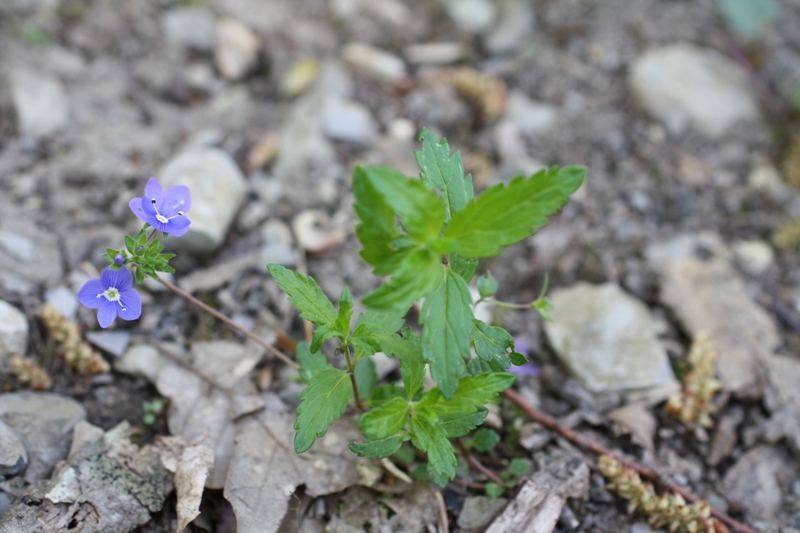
[44,286,78,321]
[214,18,260,81]
[0,392,86,482]
[10,68,69,138]
[631,523,664,533]
[115,344,170,384]
[722,445,796,522]
[403,42,467,65]
[485,0,535,54]
[544,283,676,394]
[0,420,27,476]
[458,496,508,529]
[0,230,34,263]
[659,258,780,395]
[341,43,406,82]
[259,219,296,268]
[761,355,800,453]
[0,300,28,364]
[442,0,496,33]
[160,7,216,51]
[323,98,378,145]
[86,330,131,358]
[505,91,558,136]
[629,44,760,137]
[730,239,774,275]
[159,148,249,254]
[644,232,729,270]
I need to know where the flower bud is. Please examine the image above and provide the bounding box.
[114,254,127,266]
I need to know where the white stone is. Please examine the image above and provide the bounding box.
[341,42,406,82]
[86,330,131,358]
[10,68,69,138]
[214,18,260,81]
[44,286,78,321]
[0,420,27,476]
[160,7,215,51]
[0,300,28,364]
[115,344,170,384]
[259,219,296,268]
[403,42,467,65]
[322,98,378,145]
[0,230,34,263]
[544,283,676,394]
[485,0,535,54]
[506,91,558,135]
[629,44,760,137]
[731,239,774,275]
[159,148,249,254]
[442,0,496,33]
[748,161,789,199]
[458,496,508,529]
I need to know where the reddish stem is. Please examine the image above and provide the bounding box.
[457,438,505,485]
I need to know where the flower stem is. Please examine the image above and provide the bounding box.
[342,342,363,410]
[157,277,298,369]
[482,299,532,310]
[456,438,504,485]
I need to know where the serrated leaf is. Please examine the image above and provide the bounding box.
[349,434,407,459]
[310,324,338,353]
[267,265,337,328]
[335,287,354,338]
[413,462,450,488]
[368,384,406,408]
[472,428,500,452]
[297,341,332,383]
[410,409,456,479]
[449,253,478,282]
[353,166,400,268]
[359,396,410,439]
[294,368,353,453]
[443,166,587,257]
[363,248,443,310]
[355,357,377,401]
[380,328,425,400]
[351,308,406,356]
[421,269,473,398]
[420,372,515,415]
[472,319,513,369]
[415,128,474,223]
[440,406,488,438]
[467,357,507,375]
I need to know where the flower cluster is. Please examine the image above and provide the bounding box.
[78,178,191,328]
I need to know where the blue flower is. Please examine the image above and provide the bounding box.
[78,267,142,328]
[129,177,191,236]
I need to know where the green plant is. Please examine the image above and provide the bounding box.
[268,129,586,480]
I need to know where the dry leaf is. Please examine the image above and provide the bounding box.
[608,403,656,453]
[158,436,215,533]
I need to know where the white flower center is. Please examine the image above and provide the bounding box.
[156,214,169,224]
[150,198,184,226]
[97,287,126,311]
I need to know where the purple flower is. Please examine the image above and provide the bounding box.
[129,177,191,236]
[78,267,142,328]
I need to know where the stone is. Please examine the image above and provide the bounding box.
[403,42,467,65]
[442,0,496,33]
[259,219,296,268]
[629,44,760,137]
[484,0,535,54]
[10,68,69,138]
[544,283,676,394]
[115,344,170,384]
[44,286,78,321]
[0,300,28,364]
[631,524,663,533]
[730,239,774,275]
[458,496,508,529]
[644,232,729,271]
[0,392,86,482]
[722,445,796,522]
[214,18,260,81]
[0,230,34,263]
[86,330,131,358]
[341,43,406,82]
[159,148,249,255]
[505,91,558,136]
[160,7,216,51]
[760,355,800,453]
[659,258,780,395]
[323,98,378,145]
[0,420,27,476]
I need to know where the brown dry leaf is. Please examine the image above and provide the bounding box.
[247,132,280,171]
[158,436,215,533]
[608,403,656,453]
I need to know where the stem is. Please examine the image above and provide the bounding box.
[503,389,760,533]
[434,490,449,533]
[342,342,363,410]
[457,438,504,485]
[156,277,298,370]
[483,299,532,310]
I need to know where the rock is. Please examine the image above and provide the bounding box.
[722,445,796,522]
[442,0,496,33]
[115,344,170,384]
[730,239,774,275]
[484,0,535,54]
[0,300,28,365]
[0,420,27,476]
[43,286,79,321]
[214,18,260,81]
[0,392,86,482]
[86,330,131,358]
[10,68,69,138]
[748,160,788,199]
[644,232,729,271]
[403,42,467,65]
[322,98,378,145]
[631,524,664,533]
[761,355,800,453]
[341,43,406,82]
[0,230,34,263]
[178,250,260,293]
[505,91,558,136]
[458,496,508,529]
[160,7,216,51]
[544,283,676,395]
[259,219,296,268]
[292,210,347,253]
[159,147,249,254]
[629,44,760,137]
[659,258,780,395]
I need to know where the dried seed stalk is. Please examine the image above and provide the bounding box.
[10,356,52,390]
[39,304,109,374]
[666,331,722,430]
[772,220,800,250]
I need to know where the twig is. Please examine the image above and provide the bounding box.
[503,389,761,533]
[157,277,298,369]
[434,490,449,533]
[456,438,504,485]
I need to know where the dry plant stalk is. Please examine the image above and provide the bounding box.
[772,219,800,250]
[666,331,722,430]
[425,67,507,123]
[783,133,800,188]
[598,455,728,533]
[39,304,110,374]
[10,355,53,390]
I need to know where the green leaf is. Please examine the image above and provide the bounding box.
[421,269,473,398]
[310,324,338,353]
[368,384,406,407]
[472,319,513,369]
[443,166,587,257]
[359,396,410,439]
[124,236,136,254]
[415,128,474,223]
[358,165,445,243]
[297,341,333,383]
[508,458,531,477]
[294,368,353,453]
[509,351,528,366]
[477,272,498,299]
[379,328,425,399]
[467,357,507,376]
[134,268,145,284]
[449,253,478,282]
[420,372,515,415]
[413,462,450,488]
[472,428,501,452]
[362,249,443,310]
[485,483,505,498]
[353,166,400,268]
[267,265,337,327]
[349,434,407,459]
[335,287,354,338]
[355,357,377,401]
[351,307,406,356]
[410,408,456,479]
[440,406,488,438]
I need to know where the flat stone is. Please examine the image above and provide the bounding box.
[115,344,170,384]
[258,219,296,268]
[86,330,131,358]
[629,44,760,137]
[484,0,535,54]
[644,232,729,271]
[659,258,780,395]
[159,147,249,255]
[442,0,496,33]
[505,91,558,136]
[761,355,800,453]
[403,42,467,65]
[544,283,676,394]
[457,496,508,529]
[722,445,796,522]
[0,230,34,263]
[0,300,28,365]
[0,420,27,476]
[0,392,86,482]
[10,68,69,138]
[341,43,406,82]
[214,18,260,81]
[323,98,378,145]
[730,239,774,275]
[160,7,216,51]
[44,286,79,321]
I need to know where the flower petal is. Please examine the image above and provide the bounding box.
[118,289,142,321]
[78,278,105,309]
[129,198,148,222]
[97,300,118,328]
[162,185,191,217]
[144,177,164,202]
[100,266,133,292]
[141,196,159,218]
[166,215,191,236]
